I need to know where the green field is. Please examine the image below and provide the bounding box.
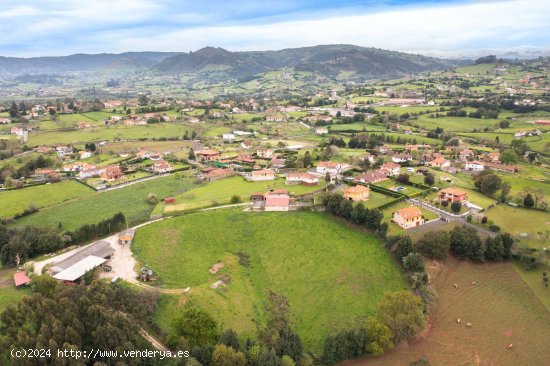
[133,209,407,353]
[0,180,94,219]
[0,269,31,314]
[14,175,195,231]
[163,176,325,212]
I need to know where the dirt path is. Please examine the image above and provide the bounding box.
[139,328,170,352]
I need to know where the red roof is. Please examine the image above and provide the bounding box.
[14,271,31,287]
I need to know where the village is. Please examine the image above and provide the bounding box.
[1,55,550,366]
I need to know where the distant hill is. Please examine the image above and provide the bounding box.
[0,52,178,76]
[154,44,464,81]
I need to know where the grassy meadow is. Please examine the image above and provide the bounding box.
[133,209,407,353]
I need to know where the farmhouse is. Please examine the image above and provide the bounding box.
[392,153,412,163]
[392,206,426,229]
[380,162,401,176]
[314,127,329,134]
[248,169,276,181]
[438,187,468,203]
[484,161,518,173]
[264,189,291,211]
[317,161,343,175]
[223,133,235,141]
[196,149,220,162]
[356,170,388,184]
[101,165,122,181]
[79,151,92,159]
[286,172,319,185]
[464,161,485,172]
[431,157,451,168]
[203,168,234,181]
[78,166,105,178]
[485,151,501,162]
[256,148,274,158]
[343,185,371,202]
[34,169,59,181]
[152,160,172,174]
[459,149,475,161]
[269,157,286,171]
[241,139,253,149]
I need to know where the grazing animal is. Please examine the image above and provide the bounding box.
[457,318,461,324]
[466,322,472,327]
[507,344,513,350]
[471,281,476,285]
[453,283,458,289]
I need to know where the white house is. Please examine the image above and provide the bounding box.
[464,161,485,172]
[316,161,342,175]
[315,127,328,135]
[392,153,412,163]
[256,148,274,159]
[223,133,235,142]
[79,151,92,160]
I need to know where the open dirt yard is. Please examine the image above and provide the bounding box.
[342,258,550,366]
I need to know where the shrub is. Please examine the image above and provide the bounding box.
[488,224,500,232]
[230,195,243,204]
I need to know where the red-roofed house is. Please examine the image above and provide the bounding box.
[380,162,401,176]
[101,165,122,181]
[264,190,290,211]
[316,161,343,175]
[152,160,172,174]
[196,149,220,162]
[438,187,468,203]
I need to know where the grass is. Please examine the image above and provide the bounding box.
[381,202,439,236]
[354,258,550,366]
[13,175,195,231]
[133,209,407,353]
[484,205,550,250]
[163,176,325,213]
[0,180,94,219]
[0,269,31,315]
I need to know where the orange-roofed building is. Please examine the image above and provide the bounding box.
[14,271,31,287]
[392,206,425,229]
[343,185,371,202]
[438,187,468,203]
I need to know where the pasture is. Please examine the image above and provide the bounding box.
[345,258,550,366]
[163,176,325,213]
[133,209,407,353]
[0,180,93,219]
[14,175,195,231]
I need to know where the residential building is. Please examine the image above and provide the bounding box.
[256,148,274,159]
[203,168,234,181]
[152,160,172,174]
[196,149,220,162]
[438,187,468,203]
[431,157,451,169]
[464,161,485,172]
[101,165,122,181]
[355,170,388,184]
[343,185,371,202]
[392,206,426,229]
[392,153,412,163]
[248,169,276,181]
[380,162,401,176]
[264,189,290,211]
[317,161,343,175]
[286,172,319,186]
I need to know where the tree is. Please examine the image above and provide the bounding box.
[339,199,353,220]
[500,150,518,164]
[365,209,383,230]
[219,329,240,350]
[325,172,331,183]
[364,318,394,356]
[396,174,409,184]
[302,151,312,168]
[415,231,450,260]
[281,355,296,366]
[474,172,501,197]
[450,201,461,214]
[392,235,413,260]
[403,253,425,273]
[523,193,535,208]
[31,275,58,297]
[424,173,435,186]
[499,182,511,202]
[168,307,218,348]
[138,94,149,106]
[230,195,242,204]
[377,291,425,343]
[274,327,303,362]
[351,203,367,225]
[211,344,246,366]
[188,148,195,161]
[449,225,484,262]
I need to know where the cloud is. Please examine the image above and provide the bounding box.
[0,0,548,57]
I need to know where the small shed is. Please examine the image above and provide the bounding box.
[118,228,136,245]
[13,271,31,287]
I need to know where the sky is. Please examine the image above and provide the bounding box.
[0,0,549,58]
